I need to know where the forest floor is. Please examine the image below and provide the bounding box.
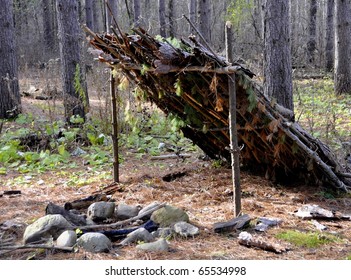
[1,74,351,260]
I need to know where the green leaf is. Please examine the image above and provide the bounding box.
[174,78,183,96]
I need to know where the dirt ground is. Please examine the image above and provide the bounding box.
[1,95,351,260]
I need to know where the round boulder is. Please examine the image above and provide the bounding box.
[77,232,112,253]
[151,205,189,227]
[23,214,72,244]
[57,230,77,247]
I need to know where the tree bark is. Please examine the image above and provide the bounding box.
[334,0,351,95]
[198,0,211,43]
[307,0,317,64]
[42,0,55,53]
[133,0,141,27]
[189,0,197,34]
[263,0,293,111]
[0,0,21,119]
[158,0,166,37]
[93,0,102,31]
[85,0,94,30]
[106,0,118,32]
[168,0,175,37]
[56,0,87,122]
[325,0,334,72]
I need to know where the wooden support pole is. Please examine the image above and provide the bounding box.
[225,21,241,217]
[110,70,119,183]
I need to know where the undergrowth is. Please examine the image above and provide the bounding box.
[276,230,340,248]
[0,105,197,177]
[294,78,351,153]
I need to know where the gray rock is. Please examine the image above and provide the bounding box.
[151,205,189,227]
[57,230,77,247]
[294,204,334,219]
[173,221,200,237]
[115,203,141,220]
[254,217,282,232]
[23,214,73,244]
[87,202,115,221]
[254,223,269,232]
[136,238,169,252]
[152,227,174,239]
[120,228,154,246]
[311,220,327,231]
[138,202,161,220]
[77,233,112,253]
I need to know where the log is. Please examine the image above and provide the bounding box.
[45,202,87,226]
[151,154,192,160]
[238,232,288,254]
[213,214,251,233]
[64,193,109,210]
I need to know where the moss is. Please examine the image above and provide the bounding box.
[276,230,339,248]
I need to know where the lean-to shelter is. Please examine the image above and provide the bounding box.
[84,26,351,192]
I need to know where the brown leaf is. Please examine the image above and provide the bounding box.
[268,119,280,133]
[215,96,224,112]
[209,74,218,93]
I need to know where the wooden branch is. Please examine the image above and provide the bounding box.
[110,71,119,183]
[0,244,74,255]
[226,21,241,217]
[114,62,242,75]
[76,203,166,230]
[238,234,288,254]
[151,154,192,160]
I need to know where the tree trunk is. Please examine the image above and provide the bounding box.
[158,0,166,37]
[198,0,211,43]
[307,0,317,64]
[189,0,197,33]
[334,0,351,95]
[42,0,55,53]
[85,0,94,30]
[56,0,87,122]
[325,0,334,72]
[93,0,102,31]
[133,0,141,27]
[106,0,118,32]
[168,0,175,37]
[143,0,151,28]
[0,0,21,119]
[263,0,293,111]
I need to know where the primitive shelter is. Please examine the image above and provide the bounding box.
[84,26,351,192]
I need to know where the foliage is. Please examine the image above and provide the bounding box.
[294,78,351,151]
[227,0,255,31]
[276,230,339,248]
[0,113,112,174]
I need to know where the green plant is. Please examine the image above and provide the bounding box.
[227,0,255,32]
[276,230,339,248]
[294,78,351,150]
[74,64,87,108]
